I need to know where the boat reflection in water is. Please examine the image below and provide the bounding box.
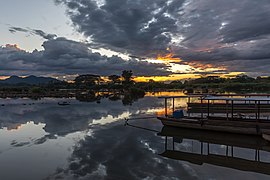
[158,126,270,176]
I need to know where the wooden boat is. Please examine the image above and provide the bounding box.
[158,126,270,176]
[161,150,270,175]
[58,101,70,106]
[159,126,270,151]
[157,95,270,135]
[125,119,270,175]
[262,133,270,141]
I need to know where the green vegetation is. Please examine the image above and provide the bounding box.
[2,72,270,104]
[181,75,270,93]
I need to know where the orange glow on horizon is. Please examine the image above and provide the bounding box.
[156,48,182,63]
[0,76,9,80]
[134,72,242,82]
[184,61,226,71]
[133,74,199,82]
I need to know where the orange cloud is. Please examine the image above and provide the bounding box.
[5,44,22,50]
[155,48,182,63]
[183,61,226,71]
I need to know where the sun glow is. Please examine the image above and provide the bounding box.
[156,53,181,63]
[133,74,199,82]
[156,48,182,63]
[133,72,241,82]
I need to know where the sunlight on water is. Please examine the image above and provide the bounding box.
[145,91,186,97]
[91,112,131,125]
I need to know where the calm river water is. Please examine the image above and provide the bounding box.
[0,92,270,180]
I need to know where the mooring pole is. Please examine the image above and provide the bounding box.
[258,101,260,121]
[207,100,210,117]
[165,98,168,117]
[255,100,257,121]
[226,100,229,120]
[231,100,234,119]
[172,98,175,112]
[165,136,168,150]
[201,97,203,119]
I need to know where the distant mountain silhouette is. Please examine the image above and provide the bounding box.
[0,75,60,85]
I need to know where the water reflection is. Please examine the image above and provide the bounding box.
[47,119,197,180]
[0,95,270,179]
[0,96,165,180]
[159,126,270,176]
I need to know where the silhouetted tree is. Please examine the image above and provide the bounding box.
[108,75,121,84]
[121,70,133,84]
[75,74,101,88]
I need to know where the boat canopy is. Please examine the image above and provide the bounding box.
[203,96,270,102]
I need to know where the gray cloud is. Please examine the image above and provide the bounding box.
[0,38,170,76]
[169,0,270,73]
[56,0,270,75]
[56,0,185,56]
[9,26,57,40]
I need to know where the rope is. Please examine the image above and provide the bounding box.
[125,122,159,133]
[124,116,158,122]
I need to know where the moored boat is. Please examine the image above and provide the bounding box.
[262,133,270,141]
[158,126,270,176]
[157,94,270,135]
[58,101,70,106]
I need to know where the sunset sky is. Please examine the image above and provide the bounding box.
[1,0,270,81]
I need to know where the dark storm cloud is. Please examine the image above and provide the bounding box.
[57,0,270,75]
[9,26,57,40]
[169,0,270,73]
[56,0,185,56]
[0,37,170,76]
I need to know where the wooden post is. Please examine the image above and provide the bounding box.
[165,98,168,117]
[231,100,234,119]
[201,142,203,155]
[255,101,257,121]
[258,101,260,122]
[207,100,210,118]
[255,149,258,161]
[165,136,168,150]
[172,98,175,113]
[258,149,260,162]
[226,100,229,120]
[201,98,203,119]
[255,149,260,161]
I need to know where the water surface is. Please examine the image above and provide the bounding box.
[0,94,269,180]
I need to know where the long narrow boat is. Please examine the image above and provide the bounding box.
[158,126,270,175]
[157,95,270,135]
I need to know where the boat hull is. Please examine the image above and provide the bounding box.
[262,134,270,141]
[157,116,270,135]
